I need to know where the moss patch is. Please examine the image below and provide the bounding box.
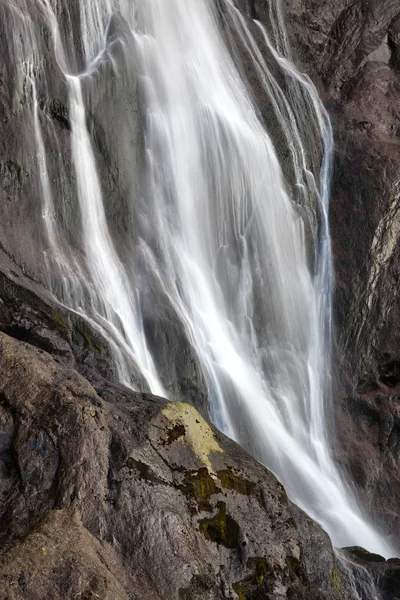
[161,403,223,472]
[51,310,72,335]
[199,501,240,548]
[286,555,307,585]
[232,583,247,600]
[217,468,256,496]
[183,467,220,501]
[247,558,268,585]
[332,565,341,594]
[179,467,221,512]
[232,558,271,599]
[75,320,103,354]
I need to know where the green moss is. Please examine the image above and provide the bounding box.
[75,320,104,354]
[183,467,219,501]
[177,467,220,512]
[332,566,341,594]
[217,468,256,496]
[199,501,240,548]
[230,557,271,599]
[247,558,268,585]
[232,583,246,600]
[8,160,24,185]
[51,310,72,335]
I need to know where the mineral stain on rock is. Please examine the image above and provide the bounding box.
[166,422,186,444]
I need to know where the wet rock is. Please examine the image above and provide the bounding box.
[344,546,386,564]
[0,331,351,599]
[336,387,400,548]
[342,547,400,600]
[0,257,121,388]
[389,16,400,70]
[378,357,400,388]
[143,312,209,417]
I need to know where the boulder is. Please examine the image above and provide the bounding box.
[0,329,350,599]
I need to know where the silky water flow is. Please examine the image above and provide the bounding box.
[4,0,395,559]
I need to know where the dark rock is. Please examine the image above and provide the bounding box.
[344,546,387,564]
[335,387,400,548]
[378,358,400,388]
[342,547,400,600]
[0,331,350,599]
[0,254,124,390]
[143,312,209,417]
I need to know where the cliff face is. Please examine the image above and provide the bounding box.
[327,1,400,544]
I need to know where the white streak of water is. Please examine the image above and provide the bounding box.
[8,0,395,559]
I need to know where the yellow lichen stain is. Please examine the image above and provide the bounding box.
[232,583,246,600]
[162,403,223,473]
[40,547,47,557]
[332,565,341,594]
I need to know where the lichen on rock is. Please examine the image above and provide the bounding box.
[161,402,223,473]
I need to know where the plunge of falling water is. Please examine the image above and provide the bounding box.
[6,0,396,558]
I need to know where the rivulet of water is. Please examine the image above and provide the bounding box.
[3,0,395,559]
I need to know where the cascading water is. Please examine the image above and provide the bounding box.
[4,0,395,560]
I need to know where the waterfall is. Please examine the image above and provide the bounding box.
[4,0,395,557]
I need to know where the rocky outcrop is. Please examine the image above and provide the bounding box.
[342,547,400,600]
[0,251,125,390]
[0,325,353,600]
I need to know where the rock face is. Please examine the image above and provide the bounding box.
[0,252,124,391]
[0,326,351,600]
[342,547,400,600]
[324,1,400,547]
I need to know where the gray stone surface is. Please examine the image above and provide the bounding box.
[0,329,349,600]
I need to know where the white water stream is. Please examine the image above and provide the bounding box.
[6,0,395,558]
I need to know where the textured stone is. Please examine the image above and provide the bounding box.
[0,330,350,599]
